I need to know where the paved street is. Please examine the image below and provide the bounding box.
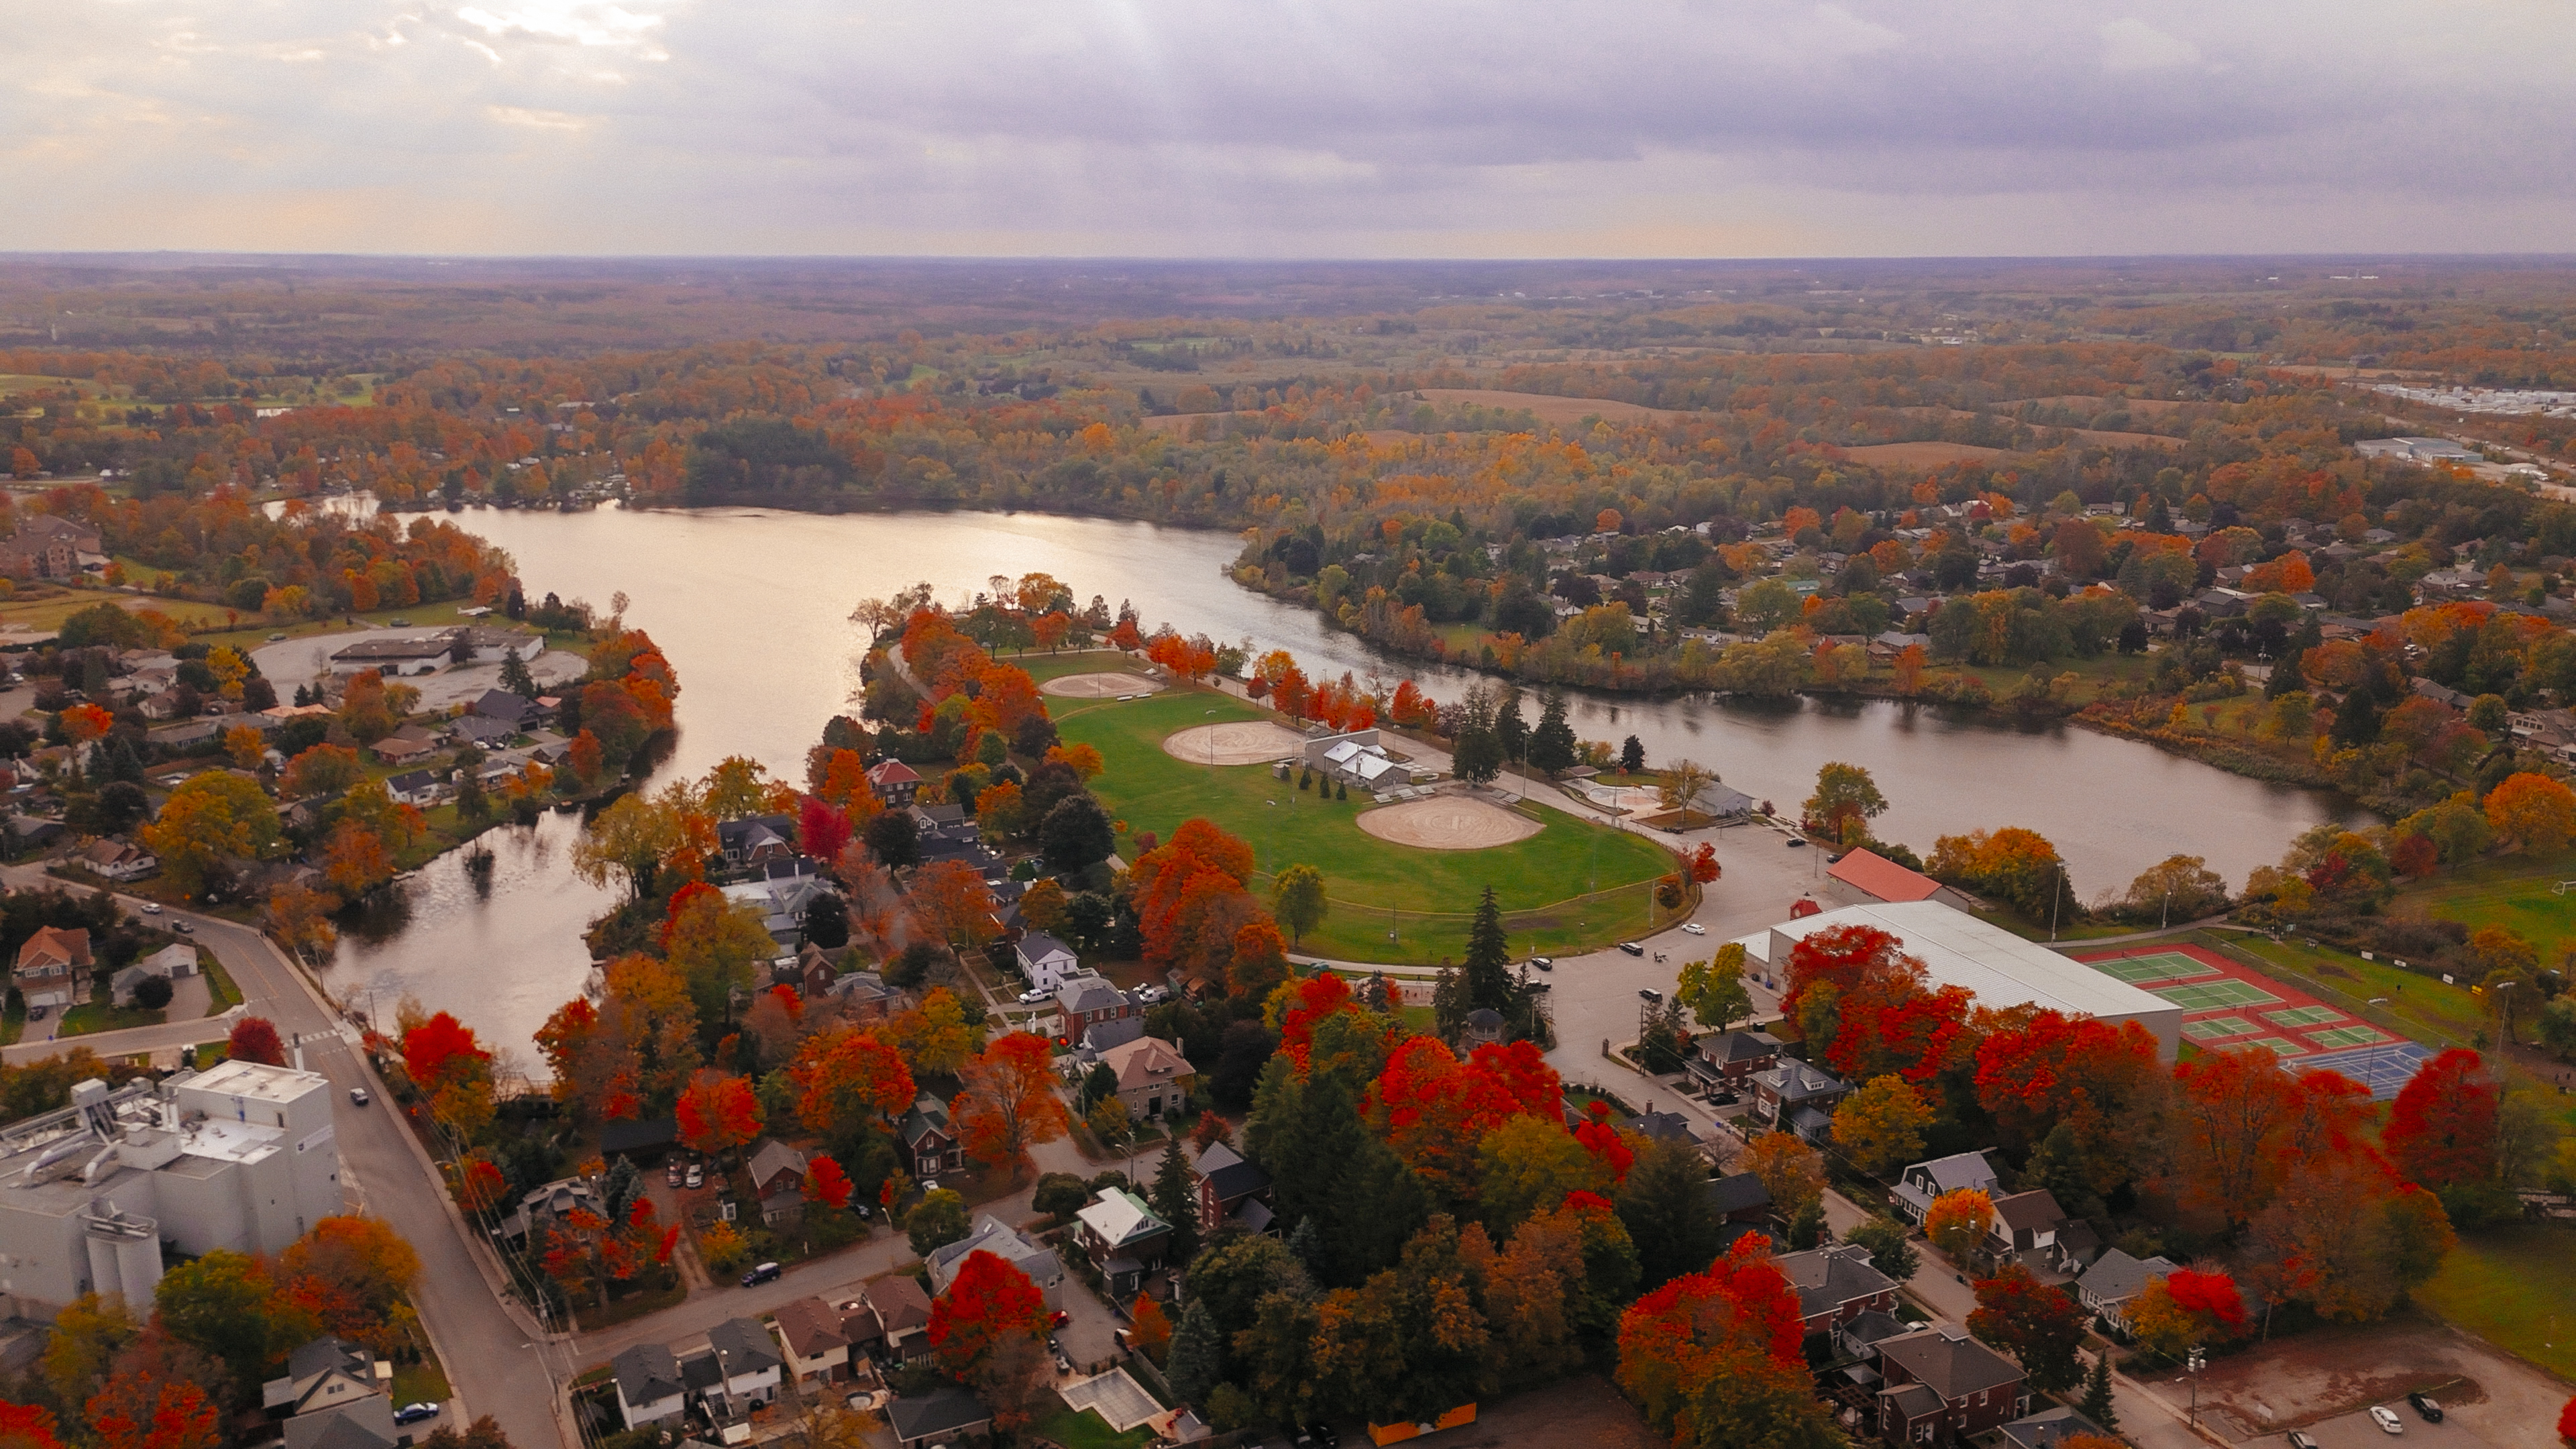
[0,865,568,1449]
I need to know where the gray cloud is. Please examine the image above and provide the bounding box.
[1,1,2568,256]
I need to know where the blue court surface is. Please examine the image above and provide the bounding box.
[2300,1040,2434,1101]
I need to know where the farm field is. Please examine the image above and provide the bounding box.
[1055,687,1680,965]
[1407,388,1703,427]
[1833,440,2009,466]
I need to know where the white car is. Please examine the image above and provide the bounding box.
[1018,987,1051,1004]
[1136,985,1169,1004]
[2368,1406,2403,1435]
[1680,922,1706,935]
[140,902,162,915]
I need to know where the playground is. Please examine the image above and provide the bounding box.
[1053,686,1682,965]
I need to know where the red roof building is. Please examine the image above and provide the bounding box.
[1825,848,1977,912]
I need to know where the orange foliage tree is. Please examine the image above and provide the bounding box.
[951,1032,1071,1170]
[675,1069,763,1154]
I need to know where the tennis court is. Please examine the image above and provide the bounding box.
[2308,1024,2387,1049]
[2265,1005,2342,1028]
[2248,1037,2302,1055]
[2303,1040,2434,1101]
[2154,979,2284,1011]
[2183,1016,2261,1040]
[2087,951,2223,984]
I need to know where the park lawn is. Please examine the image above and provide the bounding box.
[1036,1409,1152,1449]
[2413,1224,2576,1381]
[191,596,487,653]
[2216,933,2488,1049]
[1014,649,1144,685]
[1939,651,2159,705]
[2392,846,2576,954]
[0,587,229,634]
[1059,688,1679,965]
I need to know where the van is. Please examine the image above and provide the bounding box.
[741,1262,782,1287]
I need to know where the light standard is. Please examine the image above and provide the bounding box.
[2186,1346,2205,1429]
[2491,978,2518,1047]
[1203,710,1217,775]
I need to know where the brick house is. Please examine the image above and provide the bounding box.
[898,1096,964,1179]
[1775,1242,1899,1334]
[1054,973,1134,1038]
[1874,1326,2029,1446]
[865,759,922,806]
[1687,1028,1782,1093]
[1750,1058,1851,1142]
[1190,1141,1275,1235]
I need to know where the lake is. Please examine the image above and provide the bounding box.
[315,504,2357,1057]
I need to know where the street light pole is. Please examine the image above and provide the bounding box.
[2188,1346,2204,1429]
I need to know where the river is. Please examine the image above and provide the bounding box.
[315,505,2358,1058]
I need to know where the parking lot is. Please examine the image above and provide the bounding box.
[2171,1313,2565,1449]
[2296,1403,2487,1449]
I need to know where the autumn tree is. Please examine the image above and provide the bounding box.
[1923,1187,1995,1263]
[1271,863,1328,947]
[1928,825,2073,921]
[789,1026,916,1155]
[140,771,283,896]
[675,1069,763,1155]
[227,1015,287,1067]
[1677,944,1752,1030]
[2486,772,2576,853]
[928,1250,1049,1423]
[404,1012,495,1141]
[1474,1114,1607,1236]
[2125,1270,2247,1361]
[1803,761,1887,846]
[1833,1075,1934,1176]
[1131,818,1258,977]
[2121,854,2231,924]
[1738,1131,1825,1224]
[2384,1048,2498,1189]
[907,859,1002,959]
[2245,1157,2455,1322]
[1616,1234,1835,1449]
[951,1032,1071,1171]
[1364,1037,1561,1205]
[1968,1264,2086,1393]
[888,987,983,1077]
[661,885,775,1026]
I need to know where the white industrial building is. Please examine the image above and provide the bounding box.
[0,1060,345,1319]
[1731,899,2182,1061]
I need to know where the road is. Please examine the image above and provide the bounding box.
[0,865,570,1449]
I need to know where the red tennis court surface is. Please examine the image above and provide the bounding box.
[2072,943,2384,1063]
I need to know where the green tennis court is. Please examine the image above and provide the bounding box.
[2183,1016,2261,1040]
[2308,1024,2386,1048]
[2156,979,2284,1010]
[2265,1005,2343,1028]
[2249,1037,2302,1055]
[2088,951,2222,984]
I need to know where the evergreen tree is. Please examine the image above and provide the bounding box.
[1529,690,1577,775]
[1285,1216,1326,1278]
[1615,1136,1721,1290]
[1150,1138,1201,1268]
[1619,735,1646,775]
[1432,965,1468,1042]
[2080,1354,2119,1430]
[499,648,538,699]
[602,1157,642,1224]
[1493,686,1528,765]
[1461,887,1513,1012]
[1334,780,1347,801]
[1167,1299,1224,1405]
[1787,1197,1826,1250]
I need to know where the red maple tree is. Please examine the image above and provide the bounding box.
[2384,1047,2498,1188]
[674,1069,763,1153]
[789,1026,916,1134]
[227,1015,287,1067]
[0,1401,66,1449]
[403,1011,489,1087]
[926,1249,1048,1381]
[1615,1233,1812,1444]
[804,1154,855,1210]
[1366,1036,1562,1199]
[2163,1268,2249,1333]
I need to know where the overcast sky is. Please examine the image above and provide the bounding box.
[6,1,2570,258]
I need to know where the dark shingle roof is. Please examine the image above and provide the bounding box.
[612,1343,684,1405]
[1776,1244,1896,1320]
[1878,1327,2025,1398]
[886,1388,991,1443]
[1704,1171,1770,1216]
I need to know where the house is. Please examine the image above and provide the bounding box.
[1055,973,1134,1037]
[684,1318,782,1413]
[1837,1309,1915,1364]
[865,759,923,806]
[717,814,799,869]
[1093,1036,1196,1121]
[1825,848,1978,912]
[832,1294,884,1358]
[1999,1407,2116,1449]
[720,860,829,946]
[500,1176,599,1244]
[384,770,445,808]
[449,714,515,747]
[370,731,439,766]
[0,516,103,580]
[926,1216,1066,1307]
[747,1140,808,1225]
[1621,1108,1702,1150]
[1775,1243,1899,1333]
[865,1276,934,1360]
[263,1338,392,1419]
[1461,1007,1505,1047]
[79,838,157,881]
[826,970,902,1020]
[1015,932,1082,994]
[1750,1059,1851,1142]
[1688,1029,1781,1093]
[2074,1248,2178,1333]
[898,1096,964,1179]
[1704,1171,1772,1224]
[611,1344,689,1430]
[1874,1326,2029,1446]
[764,943,839,1000]
[12,925,92,1010]
[1191,1140,1275,1236]
[282,1397,399,1449]
[1892,1151,2002,1224]
[327,637,451,676]
[885,1388,993,1449]
[1987,1190,2068,1259]
[469,689,540,727]
[1073,1187,1173,1298]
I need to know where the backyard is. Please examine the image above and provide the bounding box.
[1055,687,1680,965]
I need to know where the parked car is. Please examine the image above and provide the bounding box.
[1638,988,1663,1002]
[741,1262,782,1287]
[1017,987,1051,1004]
[1619,941,1644,956]
[347,1087,370,1106]
[666,1160,684,1187]
[1049,1309,1069,1328]
[2406,1393,2443,1423]
[684,1163,705,1189]
[1529,957,1553,971]
[1680,922,1706,935]
[267,633,288,642]
[1525,979,1551,992]
[1052,1348,1073,1374]
[2287,1434,2318,1449]
[1706,1089,1739,1106]
[1785,837,1807,849]
[392,1404,439,1426]
[27,1006,44,1021]
[139,902,161,915]
[170,921,192,934]
[1136,985,1169,1004]
[2368,1406,2403,1435]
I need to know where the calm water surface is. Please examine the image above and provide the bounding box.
[319,506,2357,1055]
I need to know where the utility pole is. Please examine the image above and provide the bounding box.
[2187,1346,2205,1430]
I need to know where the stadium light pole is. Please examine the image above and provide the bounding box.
[1203,709,1216,775]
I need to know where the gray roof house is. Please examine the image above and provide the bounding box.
[2001,1406,2117,1449]
[1750,1058,1851,1142]
[886,1387,992,1448]
[1774,1242,1898,1332]
[926,1216,1067,1307]
[2075,1248,2179,1332]
[611,1343,688,1428]
[282,1398,397,1449]
[1892,1150,2002,1222]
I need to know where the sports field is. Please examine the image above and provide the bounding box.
[2090,950,2220,984]
[2076,940,2432,1095]
[1055,687,1681,965]
[2153,978,2284,1011]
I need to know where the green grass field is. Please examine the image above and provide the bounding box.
[2394,847,2576,955]
[2214,934,2488,1050]
[1057,688,1680,965]
[2414,1224,2576,1381]
[1014,649,1146,685]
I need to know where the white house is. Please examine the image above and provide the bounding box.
[610,1344,688,1429]
[1014,932,1081,994]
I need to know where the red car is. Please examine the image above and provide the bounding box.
[1049,1309,1069,1328]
